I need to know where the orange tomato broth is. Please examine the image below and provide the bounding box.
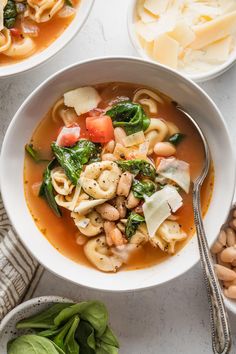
[0,0,80,66]
[24,82,214,271]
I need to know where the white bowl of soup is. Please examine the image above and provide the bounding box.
[0,0,94,77]
[0,57,235,291]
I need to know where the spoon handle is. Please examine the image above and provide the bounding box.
[193,184,231,354]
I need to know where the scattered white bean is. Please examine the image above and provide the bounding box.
[101,153,116,161]
[153,142,176,157]
[96,203,120,221]
[220,246,236,263]
[117,172,133,197]
[114,127,127,145]
[211,240,224,254]
[224,285,236,299]
[214,264,236,281]
[226,227,236,247]
[126,191,140,209]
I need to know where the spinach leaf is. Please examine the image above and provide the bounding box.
[65,0,73,6]
[7,334,63,354]
[100,326,119,348]
[25,144,49,163]
[53,317,76,349]
[168,133,185,146]
[132,179,156,199]
[125,212,145,240]
[39,159,62,217]
[54,301,108,338]
[75,320,96,353]
[107,102,150,135]
[16,303,72,330]
[64,316,80,354]
[116,159,156,180]
[4,0,17,28]
[51,139,100,185]
[96,342,119,354]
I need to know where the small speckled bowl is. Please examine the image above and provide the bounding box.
[0,296,74,353]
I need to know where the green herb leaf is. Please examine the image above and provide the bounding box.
[75,320,96,353]
[4,0,17,28]
[7,334,64,354]
[100,326,119,348]
[53,317,76,349]
[132,179,156,200]
[168,133,185,146]
[116,159,156,180]
[51,139,100,185]
[16,303,72,330]
[25,144,49,163]
[54,301,108,338]
[96,342,119,354]
[65,0,73,6]
[39,159,62,217]
[125,212,145,240]
[107,102,150,135]
[64,316,80,354]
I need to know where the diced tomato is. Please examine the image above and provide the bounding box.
[86,115,114,143]
[56,126,81,147]
[10,28,22,37]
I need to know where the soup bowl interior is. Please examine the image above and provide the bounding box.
[0,0,94,78]
[1,57,235,291]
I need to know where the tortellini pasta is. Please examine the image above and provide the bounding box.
[150,221,187,254]
[51,167,74,196]
[84,235,124,272]
[27,0,64,23]
[72,211,104,237]
[0,29,11,53]
[79,161,121,199]
[3,37,36,58]
[55,185,82,211]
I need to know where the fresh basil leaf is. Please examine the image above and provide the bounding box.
[125,212,145,240]
[54,301,108,338]
[96,342,119,354]
[107,102,150,135]
[116,159,156,180]
[75,320,96,353]
[16,303,72,330]
[64,316,80,354]
[132,179,156,200]
[25,144,49,163]
[4,0,17,28]
[51,139,100,185]
[53,316,76,349]
[168,133,185,146]
[39,159,62,217]
[100,326,119,348]
[7,334,62,354]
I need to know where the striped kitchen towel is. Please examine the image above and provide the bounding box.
[0,195,44,321]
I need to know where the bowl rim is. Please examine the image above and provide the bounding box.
[127,0,236,83]
[0,0,95,78]
[0,296,74,334]
[1,56,235,292]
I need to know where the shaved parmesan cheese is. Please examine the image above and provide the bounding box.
[138,35,154,57]
[144,0,169,16]
[190,11,236,50]
[56,126,80,147]
[143,185,183,237]
[64,87,101,116]
[74,199,107,215]
[153,34,179,68]
[169,20,196,47]
[123,131,145,147]
[137,0,157,23]
[157,158,191,193]
[204,36,232,63]
[0,0,6,31]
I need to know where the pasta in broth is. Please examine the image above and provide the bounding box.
[0,0,79,65]
[24,83,214,272]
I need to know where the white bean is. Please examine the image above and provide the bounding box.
[211,240,224,254]
[103,140,115,153]
[126,191,140,209]
[96,203,120,221]
[153,142,176,157]
[224,285,236,299]
[117,172,133,197]
[218,230,227,246]
[215,264,236,281]
[101,153,116,161]
[226,227,236,247]
[229,218,236,230]
[114,127,127,145]
[220,246,236,263]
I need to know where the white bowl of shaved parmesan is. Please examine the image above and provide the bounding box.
[128,0,236,82]
[0,57,235,292]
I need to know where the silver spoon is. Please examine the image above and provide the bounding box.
[177,106,232,354]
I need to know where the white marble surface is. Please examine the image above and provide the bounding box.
[1,1,236,353]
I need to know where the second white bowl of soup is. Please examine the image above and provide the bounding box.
[0,0,94,77]
[0,57,235,291]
